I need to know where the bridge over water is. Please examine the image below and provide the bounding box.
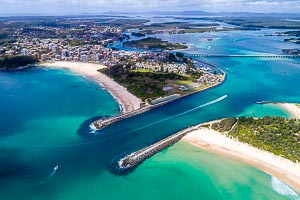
[185,54,300,59]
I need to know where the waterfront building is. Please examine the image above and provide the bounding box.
[41,54,49,61]
[62,49,70,58]
[55,55,61,60]
[81,55,88,62]
[6,50,15,56]
[92,53,100,61]
[74,56,80,62]
[21,48,31,56]
[112,52,120,62]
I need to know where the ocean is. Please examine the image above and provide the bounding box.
[1,27,300,199]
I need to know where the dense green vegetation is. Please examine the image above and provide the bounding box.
[99,64,189,100]
[0,56,38,71]
[0,31,16,46]
[123,37,188,50]
[212,117,300,162]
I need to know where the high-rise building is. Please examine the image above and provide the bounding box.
[92,53,99,61]
[81,55,88,62]
[21,48,31,56]
[62,49,70,58]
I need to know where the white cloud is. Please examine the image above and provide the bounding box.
[0,0,299,14]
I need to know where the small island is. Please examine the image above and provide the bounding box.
[123,37,188,50]
[0,56,38,71]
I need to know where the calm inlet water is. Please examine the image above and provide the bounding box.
[1,29,300,199]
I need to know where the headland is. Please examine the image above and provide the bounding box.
[93,70,226,130]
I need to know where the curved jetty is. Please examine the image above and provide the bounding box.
[118,126,198,170]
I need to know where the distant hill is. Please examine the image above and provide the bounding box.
[103,10,300,18]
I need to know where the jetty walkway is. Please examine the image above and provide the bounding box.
[118,126,198,169]
[186,54,300,59]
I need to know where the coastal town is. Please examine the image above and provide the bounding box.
[0,16,224,108]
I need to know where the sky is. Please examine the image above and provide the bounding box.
[0,0,300,15]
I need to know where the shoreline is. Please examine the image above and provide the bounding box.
[182,126,300,192]
[41,61,142,113]
[277,103,300,119]
[256,101,300,119]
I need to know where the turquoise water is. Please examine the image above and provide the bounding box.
[1,29,300,199]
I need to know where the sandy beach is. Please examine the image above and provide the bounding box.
[182,127,300,192]
[42,61,142,112]
[277,103,300,119]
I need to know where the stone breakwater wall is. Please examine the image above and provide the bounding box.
[93,106,152,129]
[92,96,180,130]
[118,127,198,169]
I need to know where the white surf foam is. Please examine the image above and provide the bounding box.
[89,123,97,134]
[271,176,299,199]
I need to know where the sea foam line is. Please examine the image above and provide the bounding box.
[271,176,299,199]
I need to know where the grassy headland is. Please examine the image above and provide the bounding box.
[99,64,192,100]
[99,53,224,101]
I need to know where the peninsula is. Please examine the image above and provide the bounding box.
[93,52,226,130]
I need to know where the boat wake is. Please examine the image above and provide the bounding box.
[124,95,228,133]
[271,176,299,199]
[27,95,228,148]
[39,165,59,185]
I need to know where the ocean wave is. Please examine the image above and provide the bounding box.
[271,176,299,199]
[89,123,97,134]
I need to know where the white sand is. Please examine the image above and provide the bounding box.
[278,103,300,119]
[42,61,142,112]
[182,127,300,191]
